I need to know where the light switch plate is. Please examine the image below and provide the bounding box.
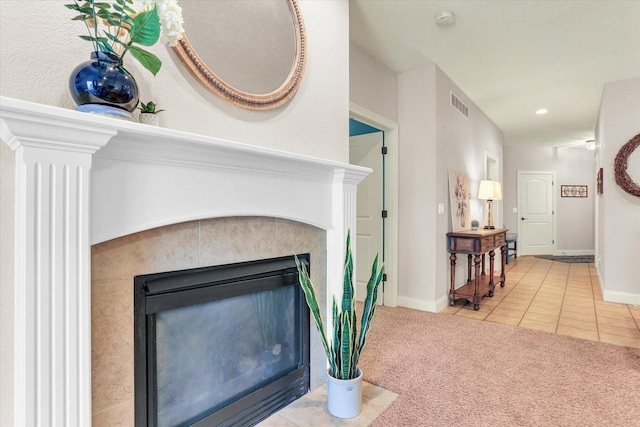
[438,203,445,215]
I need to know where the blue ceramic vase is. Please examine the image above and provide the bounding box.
[69,51,139,120]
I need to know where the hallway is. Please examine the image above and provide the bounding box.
[442,256,640,349]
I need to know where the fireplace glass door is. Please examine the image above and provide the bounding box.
[135,256,310,426]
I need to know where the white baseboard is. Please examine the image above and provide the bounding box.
[396,294,449,313]
[595,265,639,306]
[597,266,605,295]
[396,296,432,312]
[553,249,595,256]
[434,295,450,312]
[602,290,640,306]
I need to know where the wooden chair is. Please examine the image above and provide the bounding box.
[506,233,517,264]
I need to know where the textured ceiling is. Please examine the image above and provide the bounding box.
[350,0,640,147]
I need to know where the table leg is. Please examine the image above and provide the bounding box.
[487,249,495,296]
[473,254,481,310]
[500,245,506,287]
[449,253,457,305]
[467,254,472,284]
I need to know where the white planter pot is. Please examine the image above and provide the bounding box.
[326,369,363,418]
[139,112,160,126]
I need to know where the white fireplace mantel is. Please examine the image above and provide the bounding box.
[0,96,369,426]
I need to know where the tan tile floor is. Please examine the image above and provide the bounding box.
[441,256,640,349]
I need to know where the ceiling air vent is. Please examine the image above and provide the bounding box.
[450,92,469,118]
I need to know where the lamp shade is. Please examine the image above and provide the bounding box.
[477,180,502,200]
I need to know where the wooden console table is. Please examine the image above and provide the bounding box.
[447,228,507,310]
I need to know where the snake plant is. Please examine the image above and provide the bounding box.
[294,231,384,380]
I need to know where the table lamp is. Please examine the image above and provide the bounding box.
[477,180,502,229]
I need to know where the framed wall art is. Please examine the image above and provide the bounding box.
[561,185,588,198]
[597,168,603,194]
[448,169,471,232]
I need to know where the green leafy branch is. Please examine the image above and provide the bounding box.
[66,0,163,75]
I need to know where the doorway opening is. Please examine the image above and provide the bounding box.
[348,103,398,307]
[350,119,385,305]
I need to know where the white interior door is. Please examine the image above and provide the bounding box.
[349,132,384,304]
[517,172,555,255]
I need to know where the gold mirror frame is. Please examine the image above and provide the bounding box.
[173,0,306,111]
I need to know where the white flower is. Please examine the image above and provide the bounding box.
[154,0,185,46]
[139,0,185,47]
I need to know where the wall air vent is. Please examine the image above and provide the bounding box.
[450,92,469,118]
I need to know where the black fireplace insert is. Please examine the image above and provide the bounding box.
[134,255,311,426]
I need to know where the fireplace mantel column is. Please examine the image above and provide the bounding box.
[1,110,115,426]
[328,169,360,298]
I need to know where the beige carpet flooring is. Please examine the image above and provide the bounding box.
[358,305,640,426]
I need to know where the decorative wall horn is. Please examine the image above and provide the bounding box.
[613,133,640,197]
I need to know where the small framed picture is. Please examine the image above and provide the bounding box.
[561,185,588,198]
[597,168,603,194]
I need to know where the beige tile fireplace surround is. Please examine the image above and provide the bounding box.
[91,217,326,425]
[0,97,369,425]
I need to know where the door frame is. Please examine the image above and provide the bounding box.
[593,153,600,269]
[484,150,500,227]
[349,102,398,307]
[484,150,499,180]
[516,170,557,256]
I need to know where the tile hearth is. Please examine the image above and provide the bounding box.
[258,382,398,427]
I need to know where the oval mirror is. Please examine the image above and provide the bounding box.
[173,0,306,110]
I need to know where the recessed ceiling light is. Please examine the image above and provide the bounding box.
[536,108,548,115]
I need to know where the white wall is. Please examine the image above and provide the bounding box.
[398,65,438,308]
[349,42,398,122]
[503,145,596,253]
[0,0,349,163]
[397,64,504,311]
[595,77,640,304]
[435,68,504,305]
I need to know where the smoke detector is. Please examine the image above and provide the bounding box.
[435,10,455,26]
